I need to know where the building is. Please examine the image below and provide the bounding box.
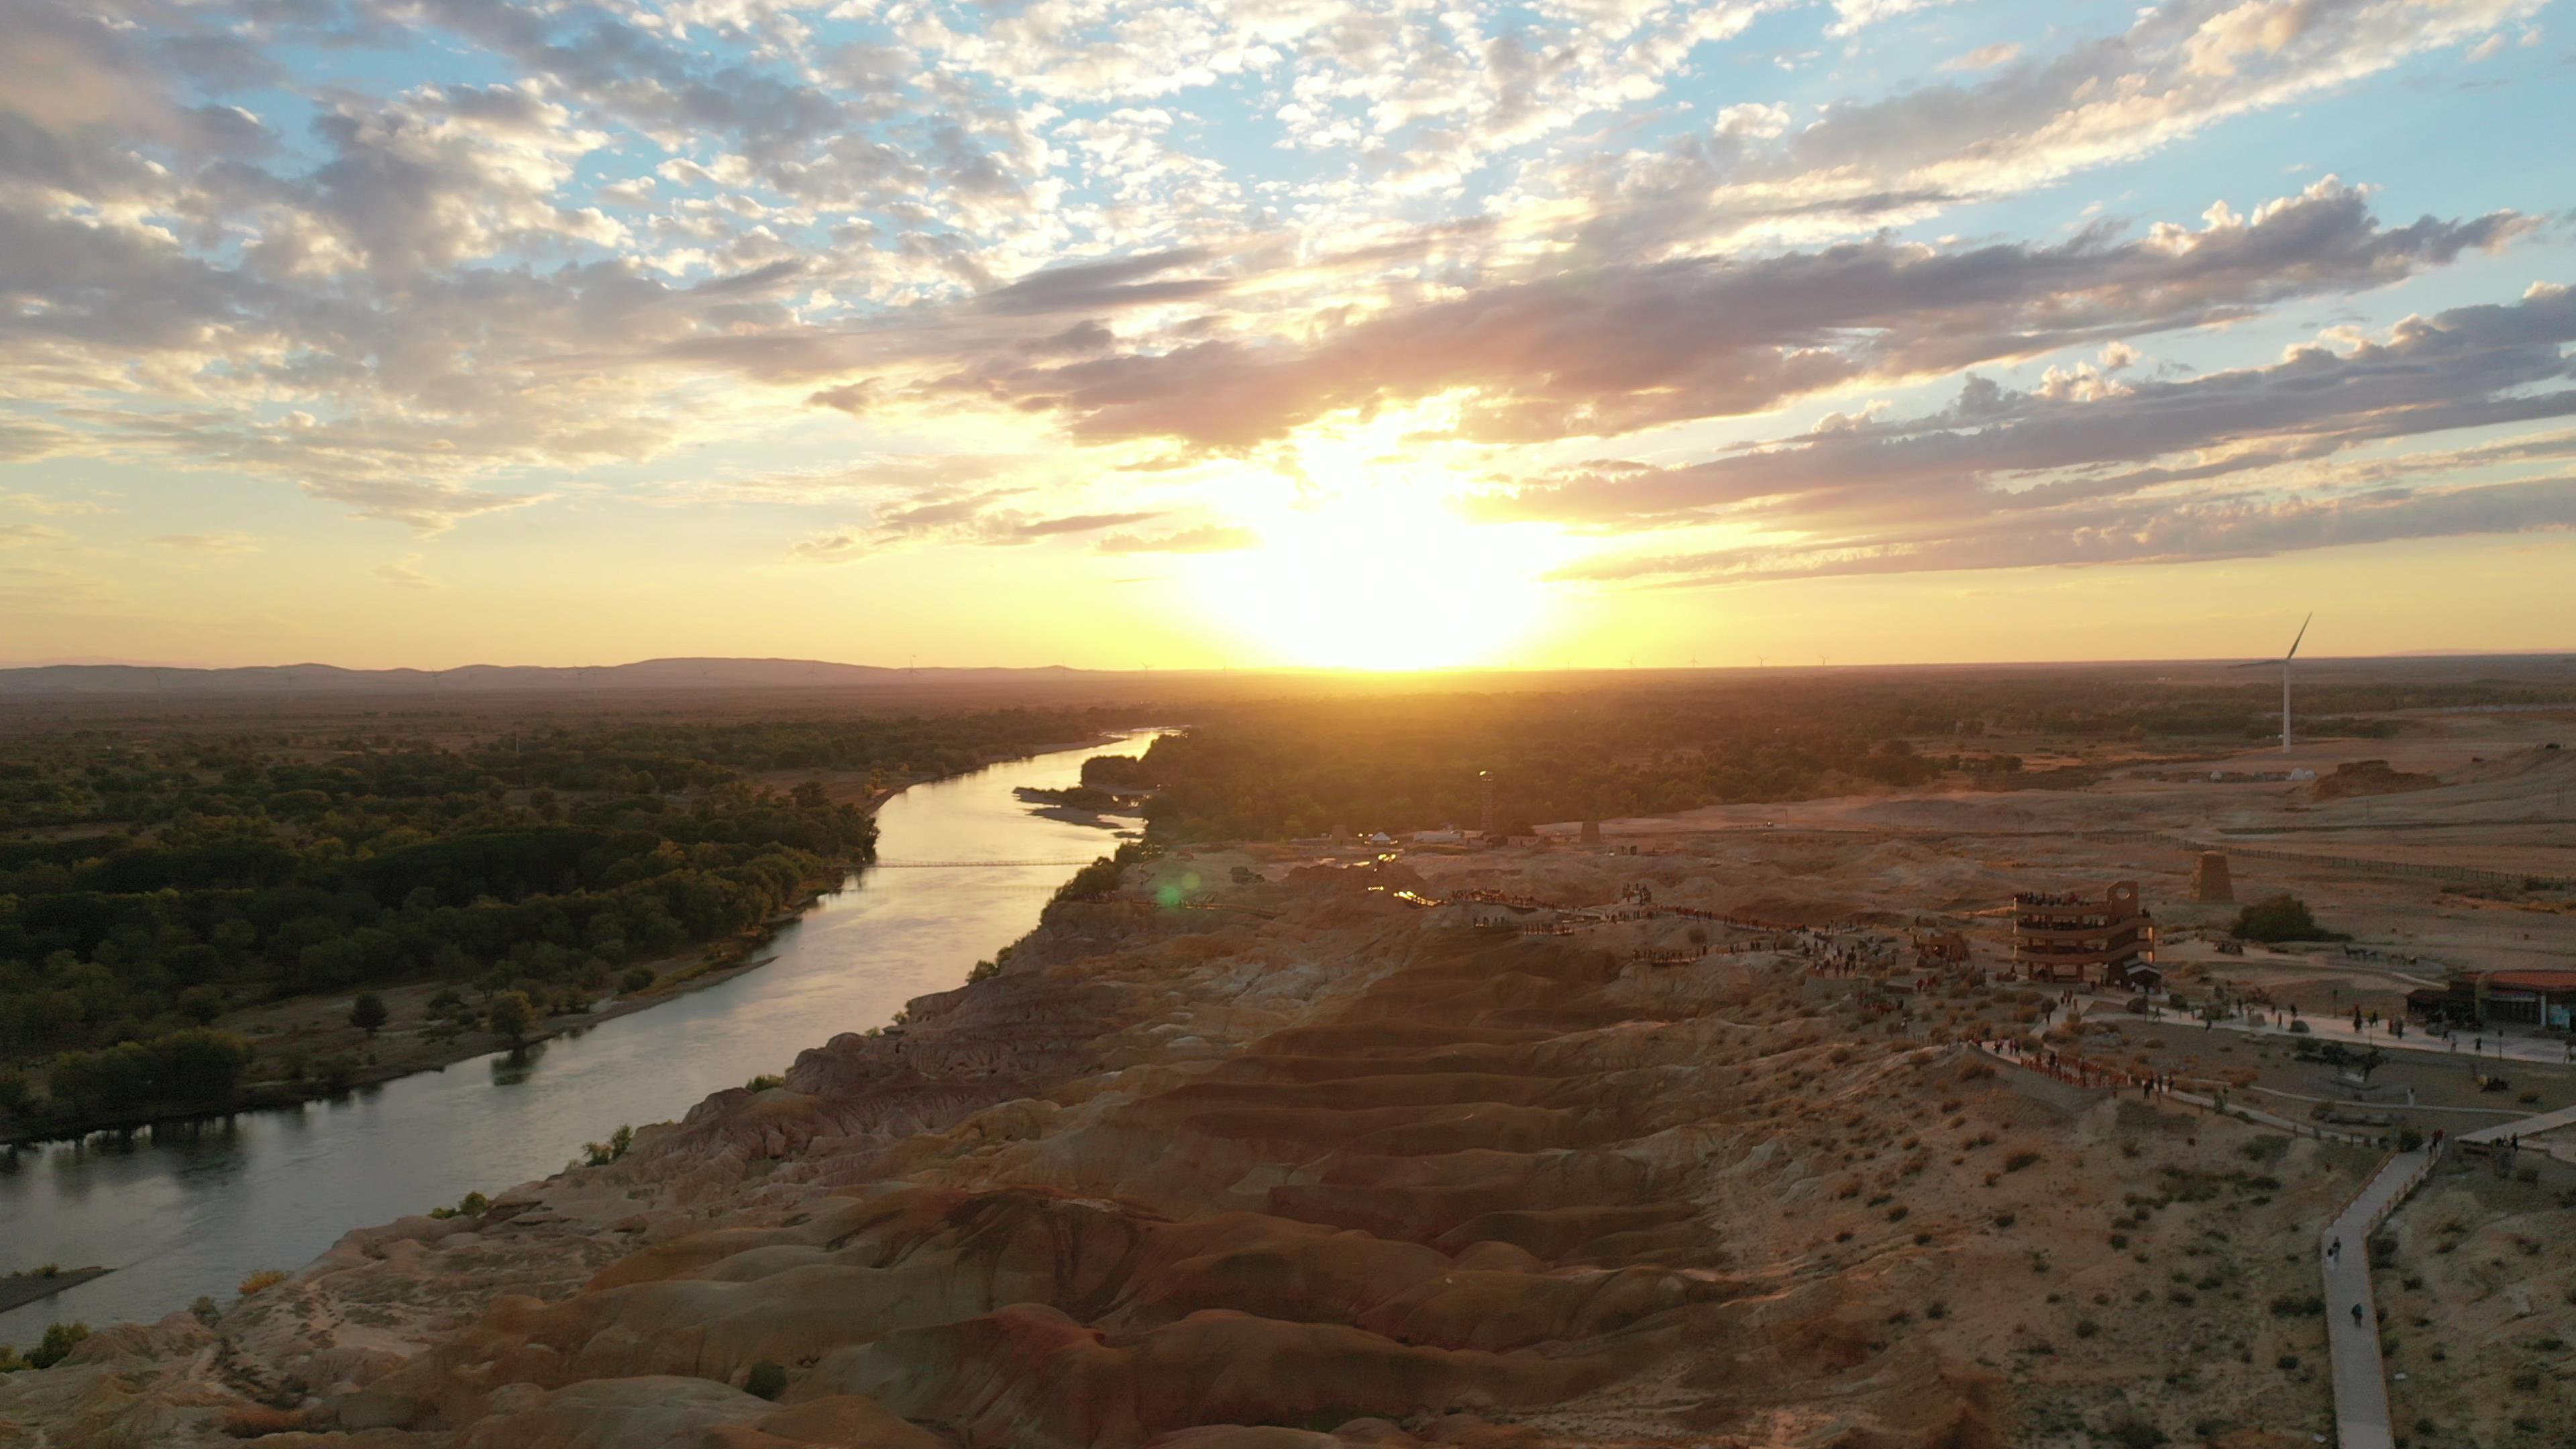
[2189,851,2234,903]
[2485,970,2576,1028]
[2412,969,2576,1028]
[2012,881,2156,987]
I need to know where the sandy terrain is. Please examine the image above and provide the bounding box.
[5,710,2569,1448]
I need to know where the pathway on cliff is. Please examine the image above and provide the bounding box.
[2320,1146,2434,1449]
[2317,1102,2573,1449]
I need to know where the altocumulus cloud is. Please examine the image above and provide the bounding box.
[0,0,2563,590]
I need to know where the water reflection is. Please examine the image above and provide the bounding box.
[0,734,1152,1344]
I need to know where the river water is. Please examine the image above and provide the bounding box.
[0,736,1150,1346]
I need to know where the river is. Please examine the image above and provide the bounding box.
[0,735,1152,1346]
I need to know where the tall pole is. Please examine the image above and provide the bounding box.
[2282,657,2292,754]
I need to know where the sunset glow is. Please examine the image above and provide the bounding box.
[1193,496,1567,671]
[3,0,2573,667]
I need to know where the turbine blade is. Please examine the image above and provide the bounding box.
[2286,612,2312,660]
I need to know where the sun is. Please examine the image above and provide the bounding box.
[1190,493,1564,670]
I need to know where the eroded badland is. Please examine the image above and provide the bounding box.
[6,703,2575,1449]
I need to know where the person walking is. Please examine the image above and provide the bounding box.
[2351,1303,2365,1328]
[2328,1237,2341,1264]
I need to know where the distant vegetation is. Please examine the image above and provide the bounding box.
[1091,671,2546,842]
[0,708,1111,1137]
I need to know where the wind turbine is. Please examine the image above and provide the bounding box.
[2232,612,2312,754]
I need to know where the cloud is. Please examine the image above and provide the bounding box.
[1827,0,1955,40]
[0,524,70,547]
[1496,283,2576,580]
[789,531,867,564]
[1943,42,2023,71]
[977,248,1228,315]
[937,180,2528,450]
[376,553,436,588]
[153,532,261,553]
[1552,478,2576,583]
[1094,523,1259,553]
[0,0,2561,598]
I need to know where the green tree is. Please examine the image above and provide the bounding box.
[2231,894,2340,943]
[348,992,388,1037]
[175,984,227,1026]
[486,989,536,1046]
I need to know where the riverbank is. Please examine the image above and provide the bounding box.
[0,875,848,1148]
[1,738,1138,1149]
[0,1269,109,1317]
[11,839,2539,1447]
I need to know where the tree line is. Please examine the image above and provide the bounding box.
[0,708,1111,1136]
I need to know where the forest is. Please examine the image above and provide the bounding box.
[0,706,1110,1136]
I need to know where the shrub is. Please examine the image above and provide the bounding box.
[2104,1419,2166,1449]
[2003,1150,2041,1173]
[425,1189,490,1220]
[621,965,655,993]
[28,1322,90,1369]
[348,992,388,1037]
[2075,1318,2100,1338]
[238,1270,287,1296]
[2278,1354,2300,1371]
[745,1073,784,1092]
[582,1124,636,1167]
[190,1295,221,1326]
[2231,894,2345,943]
[745,1361,787,1400]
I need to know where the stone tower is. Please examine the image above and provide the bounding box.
[2190,851,2234,903]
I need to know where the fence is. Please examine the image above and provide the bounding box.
[2174,839,2572,892]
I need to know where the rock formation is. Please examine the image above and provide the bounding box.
[1,857,2405,1448]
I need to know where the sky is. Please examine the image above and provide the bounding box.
[3,0,2573,671]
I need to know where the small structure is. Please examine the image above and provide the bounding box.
[2408,968,2576,1028]
[1578,820,1603,845]
[2189,851,2235,903]
[2011,881,2155,985]
[1913,929,1972,970]
[2477,969,2576,1029]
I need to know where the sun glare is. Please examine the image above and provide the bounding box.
[1193,494,1563,670]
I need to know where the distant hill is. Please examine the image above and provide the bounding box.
[0,658,1091,698]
